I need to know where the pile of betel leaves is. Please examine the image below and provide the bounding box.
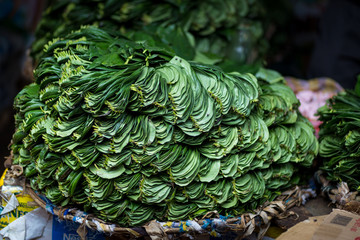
[317,76,360,191]
[32,0,269,67]
[12,26,318,226]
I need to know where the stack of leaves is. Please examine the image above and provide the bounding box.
[32,0,267,65]
[13,27,318,226]
[317,76,360,191]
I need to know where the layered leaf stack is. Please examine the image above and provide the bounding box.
[317,77,360,190]
[13,27,317,226]
[33,0,267,65]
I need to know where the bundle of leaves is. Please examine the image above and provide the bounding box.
[32,0,268,66]
[317,76,360,191]
[13,27,318,226]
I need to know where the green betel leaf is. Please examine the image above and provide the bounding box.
[89,164,126,179]
[199,158,220,182]
[255,68,285,84]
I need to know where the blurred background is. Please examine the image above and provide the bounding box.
[0,0,359,174]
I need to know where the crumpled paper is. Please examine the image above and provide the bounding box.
[0,194,19,215]
[144,220,169,240]
[0,207,51,240]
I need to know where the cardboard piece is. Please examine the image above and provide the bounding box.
[277,215,327,240]
[278,209,360,240]
[313,209,360,240]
